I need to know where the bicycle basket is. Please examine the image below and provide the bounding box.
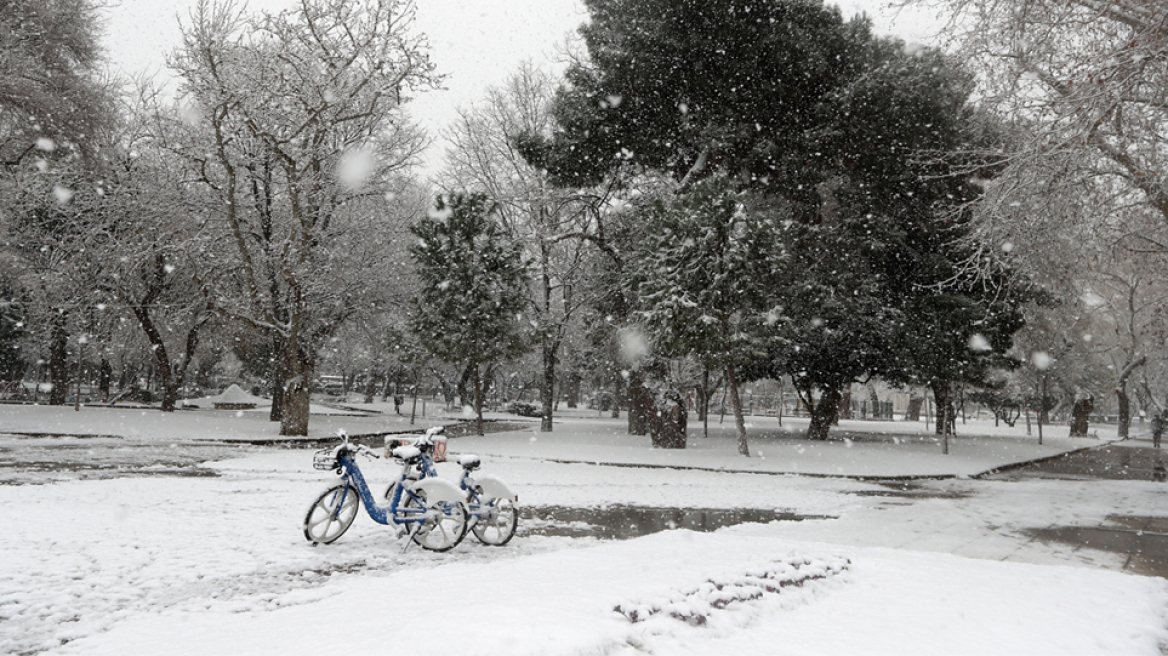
[313,448,339,471]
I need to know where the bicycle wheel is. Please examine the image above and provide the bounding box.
[471,494,518,546]
[304,484,360,544]
[402,490,467,552]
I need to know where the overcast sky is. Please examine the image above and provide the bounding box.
[98,0,944,178]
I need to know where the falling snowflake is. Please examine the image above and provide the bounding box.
[968,334,992,352]
[1032,351,1052,370]
[52,184,74,205]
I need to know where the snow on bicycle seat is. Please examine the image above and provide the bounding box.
[392,445,422,462]
[457,454,481,471]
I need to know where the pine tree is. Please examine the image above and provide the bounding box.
[408,193,530,435]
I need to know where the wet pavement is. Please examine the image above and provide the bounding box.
[989,443,1168,482]
[849,481,973,500]
[1027,517,1168,578]
[994,443,1168,578]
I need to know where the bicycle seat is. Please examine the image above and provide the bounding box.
[457,454,481,471]
[392,445,422,463]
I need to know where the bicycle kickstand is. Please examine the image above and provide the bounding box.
[399,524,421,554]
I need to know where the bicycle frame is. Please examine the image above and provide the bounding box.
[335,450,413,526]
[330,445,463,527]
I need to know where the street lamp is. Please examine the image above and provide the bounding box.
[74,335,88,412]
[1032,351,1052,446]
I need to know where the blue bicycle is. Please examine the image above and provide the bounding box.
[303,430,468,552]
[384,427,519,546]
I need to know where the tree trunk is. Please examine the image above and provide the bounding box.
[627,369,652,435]
[1069,394,1094,437]
[278,336,312,436]
[363,371,376,404]
[269,334,284,422]
[1115,356,1146,439]
[699,368,710,437]
[611,374,622,419]
[410,369,420,426]
[540,342,555,432]
[566,373,580,409]
[130,306,179,412]
[806,385,843,441]
[653,393,687,449]
[726,363,749,455]
[931,381,956,455]
[1117,386,1131,439]
[49,311,69,405]
[98,359,111,398]
[931,382,957,437]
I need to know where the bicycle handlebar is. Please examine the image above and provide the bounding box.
[354,443,381,459]
[333,432,381,460]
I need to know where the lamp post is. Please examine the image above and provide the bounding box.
[74,334,88,412]
[1033,351,1052,446]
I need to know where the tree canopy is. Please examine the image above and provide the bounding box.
[0,0,113,165]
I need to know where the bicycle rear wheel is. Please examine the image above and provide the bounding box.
[471,496,518,546]
[304,484,359,544]
[403,492,467,552]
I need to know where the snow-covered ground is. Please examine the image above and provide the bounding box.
[2,403,1166,654]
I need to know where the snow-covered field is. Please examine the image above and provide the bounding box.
[2,404,1167,655]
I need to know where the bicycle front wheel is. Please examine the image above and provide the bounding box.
[304,484,360,544]
[403,492,467,552]
[471,496,518,546]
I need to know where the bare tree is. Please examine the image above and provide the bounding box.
[442,62,596,432]
[169,0,437,434]
[911,0,1168,223]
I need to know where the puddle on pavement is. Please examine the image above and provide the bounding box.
[1026,515,1168,578]
[522,505,835,540]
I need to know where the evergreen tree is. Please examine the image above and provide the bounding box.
[529,0,1031,442]
[827,47,1033,443]
[408,193,531,435]
[627,175,776,454]
[751,212,905,440]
